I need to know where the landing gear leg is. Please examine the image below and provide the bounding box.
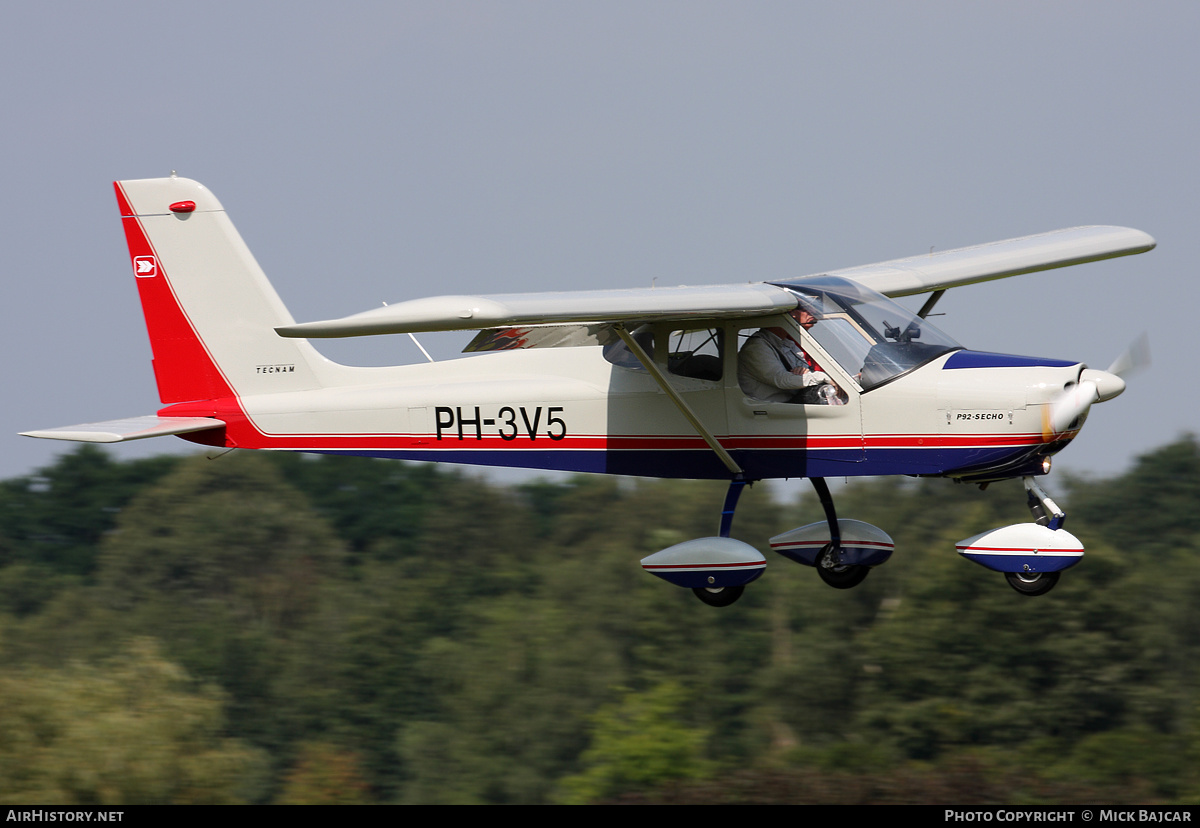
[689,475,753,607]
[810,477,870,589]
[1003,476,1066,596]
[1024,476,1066,530]
[718,475,749,538]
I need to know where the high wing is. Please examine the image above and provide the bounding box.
[277,225,1155,339]
[276,283,797,338]
[812,224,1155,298]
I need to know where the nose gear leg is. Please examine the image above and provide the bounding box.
[1024,476,1066,530]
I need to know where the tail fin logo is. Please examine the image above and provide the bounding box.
[133,256,157,278]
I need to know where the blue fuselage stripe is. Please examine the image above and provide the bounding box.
[302,443,1056,480]
[943,351,1079,370]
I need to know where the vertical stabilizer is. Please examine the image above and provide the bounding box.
[115,177,336,404]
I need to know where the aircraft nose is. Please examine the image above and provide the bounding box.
[1080,368,1126,402]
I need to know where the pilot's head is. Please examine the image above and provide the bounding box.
[789,306,819,330]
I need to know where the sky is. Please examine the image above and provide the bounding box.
[4,2,1197,489]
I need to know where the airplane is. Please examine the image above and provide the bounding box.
[22,175,1156,605]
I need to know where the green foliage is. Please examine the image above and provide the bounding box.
[0,446,180,614]
[556,682,714,804]
[1068,434,1200,558]
[853,541,1145,757]
[274,742,373,804]
[1042,728,1188,799]
[0,638,266,804]
[261,453,458,558]
[395,721,486,804]
[2,438,1200,803]
[94,452,345,625]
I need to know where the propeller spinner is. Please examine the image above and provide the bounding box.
[1046,335,1149,435]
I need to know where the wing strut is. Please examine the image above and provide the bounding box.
[612,324,743,476]
[917,289,945,319]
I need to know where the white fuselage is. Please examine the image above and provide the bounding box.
[164,321,1080,482]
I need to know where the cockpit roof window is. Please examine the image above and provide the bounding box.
[770,277,961,390]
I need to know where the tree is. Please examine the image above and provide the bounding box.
[0,446,180,615]
[0,638,265,805]
[274,741,373,804]
[556,682,713,804]
[85,453,349,753]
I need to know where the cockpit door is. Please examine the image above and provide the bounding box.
[724,319,865,479]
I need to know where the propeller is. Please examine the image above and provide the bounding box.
[1046,334,1149,435]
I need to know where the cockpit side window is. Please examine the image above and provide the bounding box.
[602,324,654,370]
[666,327,724,381]
[734,319,850,405]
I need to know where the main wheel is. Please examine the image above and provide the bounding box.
[815,545,870,590]
[692,585,744,607]
[816,562,870,589]
[1005,570,1060,597]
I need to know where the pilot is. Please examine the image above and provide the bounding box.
[738,305,837,404]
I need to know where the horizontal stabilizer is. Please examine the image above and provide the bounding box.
[20,415,224,444]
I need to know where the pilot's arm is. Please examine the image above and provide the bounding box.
[738,332,828,402]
